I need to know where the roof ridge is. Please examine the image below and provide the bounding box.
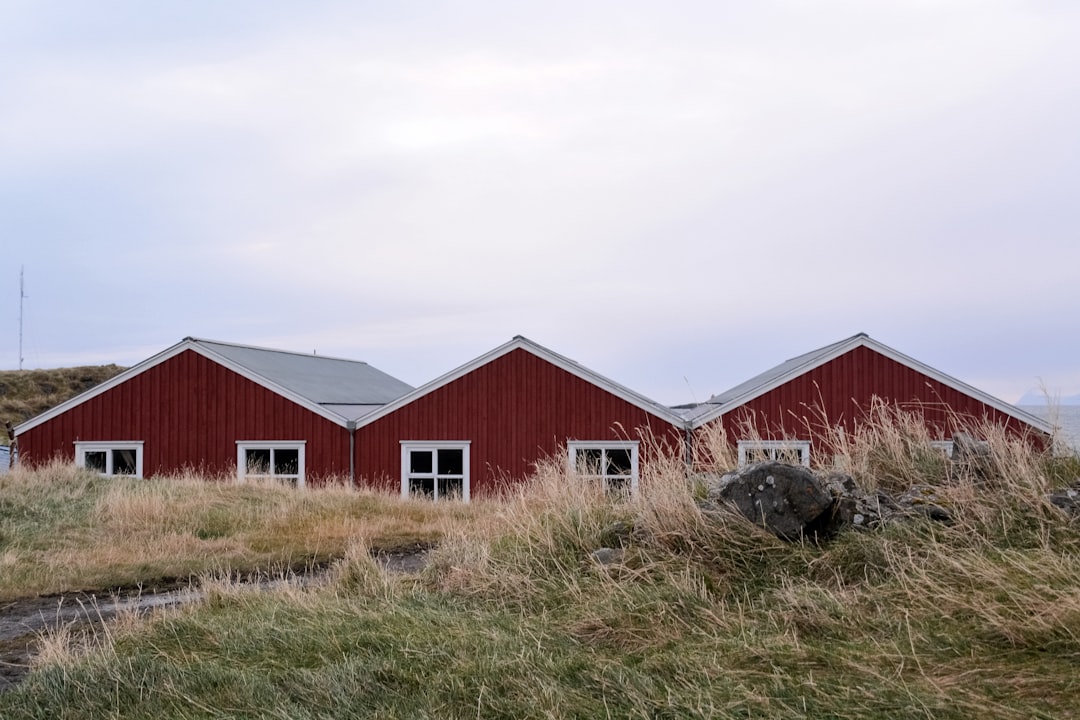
[189,337,371,366]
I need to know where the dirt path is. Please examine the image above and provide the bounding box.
[0,545,430,693]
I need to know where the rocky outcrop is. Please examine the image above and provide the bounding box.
[699,462,959,541]
[1047,484,1080,517]
[703,462,833,540]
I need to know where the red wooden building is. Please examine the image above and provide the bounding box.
[14,338,414,485]
[678,333,1051,467]
[353,336,686,500]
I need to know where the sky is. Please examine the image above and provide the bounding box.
[2,0,1078,407]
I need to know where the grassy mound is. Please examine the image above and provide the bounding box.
[0,365,125,433]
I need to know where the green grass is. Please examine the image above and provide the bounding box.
[2,421,1080,718]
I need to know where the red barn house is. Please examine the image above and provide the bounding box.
[679,333,1051,467]
[14,338,414,485]
[353,336,687,500]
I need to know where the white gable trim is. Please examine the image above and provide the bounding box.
[15,338,352,436]
[355,336,685,430]
[689,335,1052,435]
[15,339,196,435]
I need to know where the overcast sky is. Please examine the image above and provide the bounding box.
[2,1,1078,406]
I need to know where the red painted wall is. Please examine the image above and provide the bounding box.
[698,345,1041,456]
[355,348,683,495]
[18,349,351,481]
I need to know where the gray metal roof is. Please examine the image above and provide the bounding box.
[705,333,865,407]
[193,339,414,415]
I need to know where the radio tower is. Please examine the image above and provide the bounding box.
[18,266,26,371]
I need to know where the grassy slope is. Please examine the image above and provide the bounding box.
[2,415,1080,719]
[0,463,482,600]
[0,365,125,434]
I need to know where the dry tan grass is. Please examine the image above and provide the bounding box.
[0,462,489,600]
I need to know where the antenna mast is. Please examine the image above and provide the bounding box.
[19,266,26,371]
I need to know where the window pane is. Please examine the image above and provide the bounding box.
[576,448,603,474]
[776,447,802,464]
[440,477,464,499]
[606,477,631,495]
[437,449,463,475]
[274,449,299,476]
[85,451,107,473]
[113,449,137,475]
[410,450,432,474]
[746,448,770,464]
[606,449,632,476]
[246,449,271,475]
[409,477,435,498]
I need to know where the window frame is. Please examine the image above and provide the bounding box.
[236,441,307,487]
[400,441,471,502]
[74,441,144,477]
[931,438,989,459]
[737,439,811,467]
[567,441,640,495]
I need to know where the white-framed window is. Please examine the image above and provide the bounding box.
[237,442,306,487]
[931,439,989,459]
[75,441,144,477]
[401,442,470,502]
[568,441,639,495]
[930,440,954,457]
[737,440,811,467]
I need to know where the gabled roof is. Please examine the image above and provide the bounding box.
[686,333,1053,434]
[193,339,413,420]
[355,335,686,429]
[15,338,414,434]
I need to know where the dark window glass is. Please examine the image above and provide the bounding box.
[85,451,107,473]
[576,448,603,474]
[607,449,632,475]
[410,450,432,474]
[274,449,299,475]
[746,448,770,464]
[113,449,137,475]
[441,477,464,499]
[246,449,271,475]
[437,449,463,475]
[776,447,803,465]
[409,477,435,498]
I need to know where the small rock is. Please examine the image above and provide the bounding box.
[591,548,624,565]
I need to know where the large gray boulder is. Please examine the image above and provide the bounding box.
[706,462,833,540]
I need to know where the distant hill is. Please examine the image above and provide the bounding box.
[0,365,126,439]
[1017,390,1080,406]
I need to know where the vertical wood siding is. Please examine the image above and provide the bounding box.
[356,348,683,495]
[18,350,351,482]
[700,345,1040,456]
